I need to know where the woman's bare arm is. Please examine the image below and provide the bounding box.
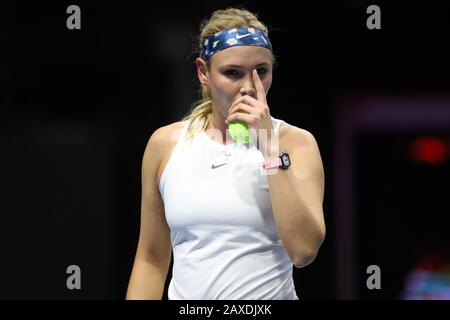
[126,126,173,300]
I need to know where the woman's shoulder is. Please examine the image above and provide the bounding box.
[155,120,189,134]
[279,120,319,148]
[143,120,189,178]
[147,120,190,186]
[143,120,187,158]
[279,120,313,138]
[150,120,189,146]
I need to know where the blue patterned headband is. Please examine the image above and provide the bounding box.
[200,27,272,60]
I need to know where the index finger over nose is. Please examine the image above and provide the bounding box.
[253,69,266,104]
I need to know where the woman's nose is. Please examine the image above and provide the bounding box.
[240,86,256,97]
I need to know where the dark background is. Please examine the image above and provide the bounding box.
[1,1,449,299]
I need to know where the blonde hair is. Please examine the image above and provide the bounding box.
[181,7,272,140]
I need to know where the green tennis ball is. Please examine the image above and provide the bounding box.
[228,120,251,144]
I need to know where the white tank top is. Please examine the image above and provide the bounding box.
[159,116,299,300]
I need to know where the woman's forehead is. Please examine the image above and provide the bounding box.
[211,46,273,67]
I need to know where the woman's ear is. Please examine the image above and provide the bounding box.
[195,57,208,85]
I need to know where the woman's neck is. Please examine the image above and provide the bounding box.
[205,108,234,145]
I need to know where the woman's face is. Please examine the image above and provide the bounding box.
[198,46,273,120]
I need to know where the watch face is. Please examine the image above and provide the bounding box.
[281,153,290,166]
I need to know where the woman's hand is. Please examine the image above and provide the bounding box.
[225,69,276,158]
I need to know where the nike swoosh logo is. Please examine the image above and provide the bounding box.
[211,163,228,169]
[235,33,251,39]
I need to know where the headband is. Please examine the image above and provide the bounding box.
[200,27,272,60]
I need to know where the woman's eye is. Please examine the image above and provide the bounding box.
[257,68,267,75]
[223,68,267,77]
[224,70,240,77]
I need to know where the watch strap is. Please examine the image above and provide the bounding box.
[262,156,282,170]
